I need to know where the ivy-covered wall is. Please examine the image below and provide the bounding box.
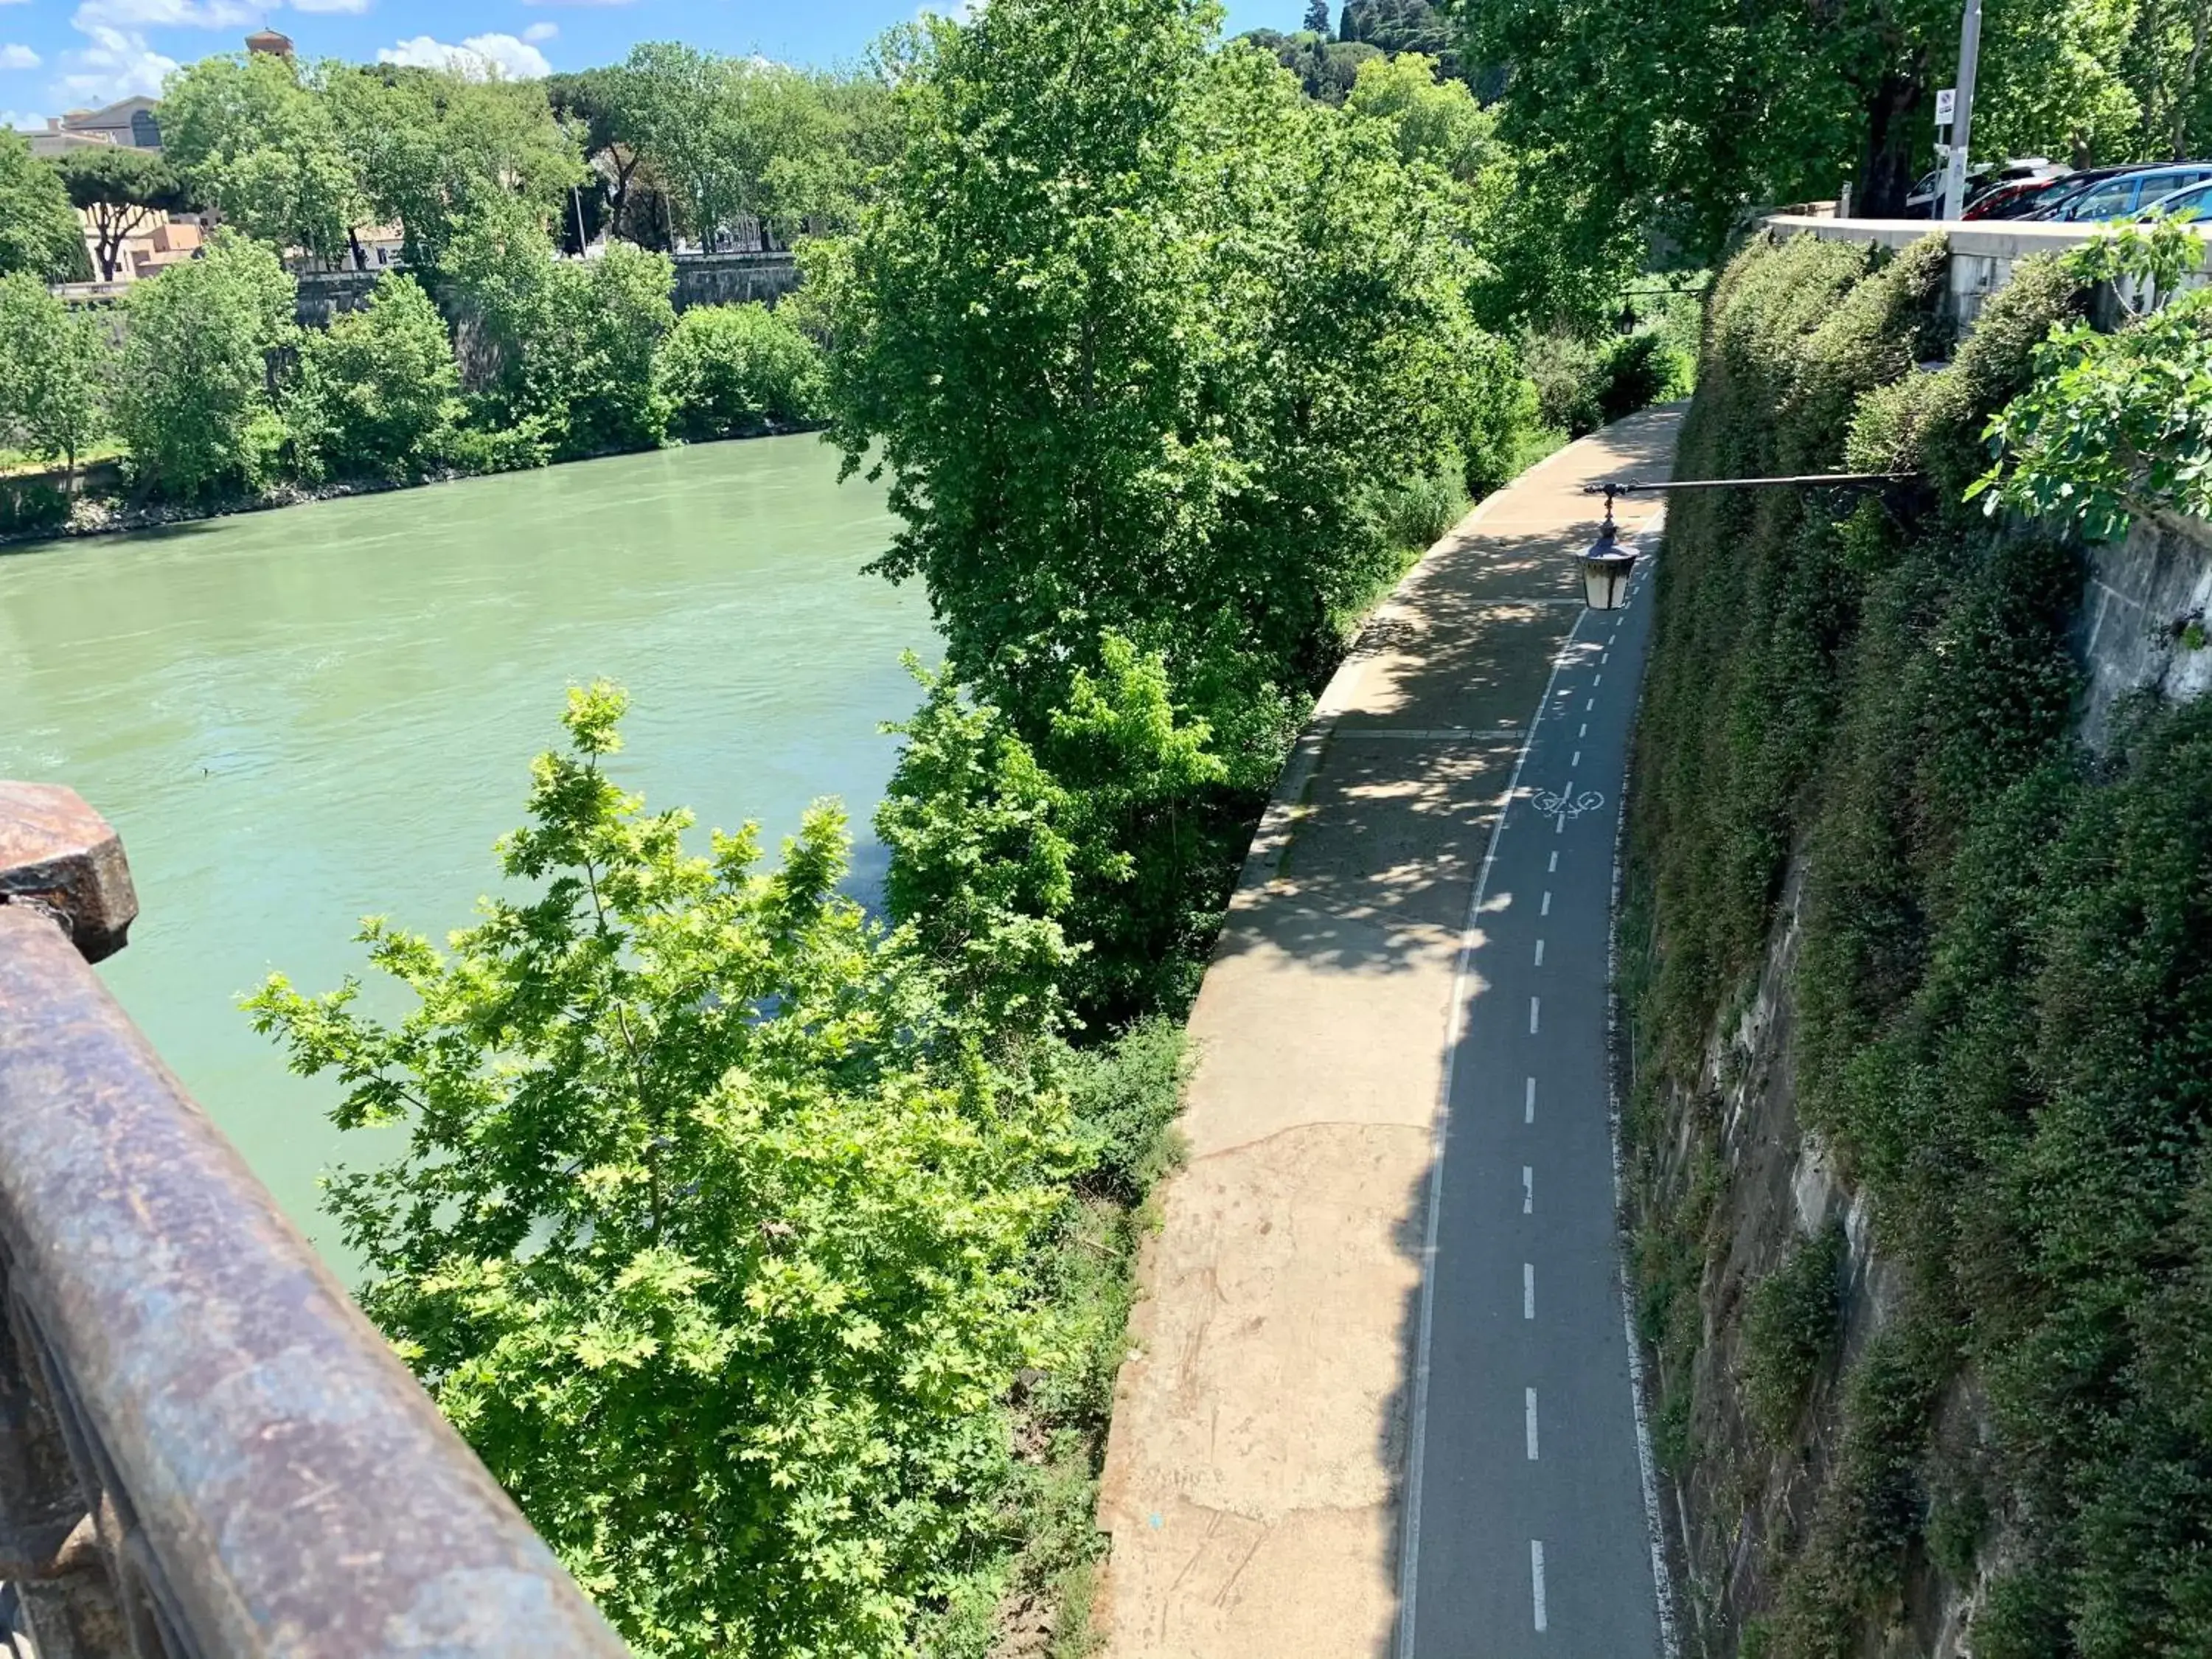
[1625,229,2212,1658]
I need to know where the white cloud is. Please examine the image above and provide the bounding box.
[0,44,37,68]
[521,20,557,41]
[52,21,177,105]
[378,32,551,80]
[519,0,631,7]
[1,110,43,130]
[291,0,373,13]
[51,0,250,108]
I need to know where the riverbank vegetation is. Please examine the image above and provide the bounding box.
[235,0,1695,1653]
[1626,226,2212,1658]
[0,2,1686,546]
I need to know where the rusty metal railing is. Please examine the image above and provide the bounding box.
[0,782,630,1658]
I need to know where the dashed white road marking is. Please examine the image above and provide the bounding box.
[1528,997,1540,1034]
[1534,939,1545,967]
[1531,1541,1548,1632]
[1571,750,1582,768]
[1585,697,1596,712]
[1523,1262,1535,1318]
[1526,1389,1540,1459]
[1541,890,1551,917]
[1548,851,1559,873]
[1524,1076,1536,1123]
[1522,1166,1533,1213]
[1594,673,1604,687]
[1579,723,1587,738]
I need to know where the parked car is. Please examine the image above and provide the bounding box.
[1966,175,2070,219]
[2033,162,2212,220]
[1905,157,2065,218]
[1971,165,2140,219]
[2138,175,2212,220]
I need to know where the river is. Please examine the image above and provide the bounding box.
[0,436,930,1265]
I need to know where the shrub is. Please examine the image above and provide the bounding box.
[1521,325,1687,437]
[248,684,1082,1659]
[1065,1016,1190,1202]
[290,274,460,482]
[1739,1223,1846,1444]
[113,231,295,500]
[1522,327,1604,436]
[442,197,675,460]
[1371,468,1464,552]
[0,479,69,538]
[1596,330,1677,422]
[658,302,825,439]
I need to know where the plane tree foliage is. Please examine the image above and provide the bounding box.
[1442,0,2178,262]
[0,129,91,283]
[323,64,585,270]
[1973,221,2212,538]
[589,44,899,250]
[160,51,363,268]
[816,0,1521,1022]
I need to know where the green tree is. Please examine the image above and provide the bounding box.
[49,147,191,283]
[159,51,365,268]
[442,194,675,457]
[1342,0,1467,80]
[546,68,645,251]
[656,302,825,439]
[821,0,1514,1023]
[607,43,768,248]
[248,683,1079,1659]
[1972,221,2212,538]
[1342,49,1497,180]
[604,44,900,249]
[818,0,1505,741]
[1305,0,1335,35]
[877,661,1079,1034]
[1444,0,2155,248]
[290,274,461,481]
[1239,28,1384,102]
[325,64,583,270]
[0,274,109,477]
[112,231,296,499]
[0,128,91,282]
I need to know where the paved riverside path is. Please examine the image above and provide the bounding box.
[1096,407,1682,1658]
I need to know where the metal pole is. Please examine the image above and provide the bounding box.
[1940,0,1983,220]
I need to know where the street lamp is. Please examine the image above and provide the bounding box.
[1577,470,1918,611]
[1580,490,1639,611]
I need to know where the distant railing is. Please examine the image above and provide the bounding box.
[0,782,630,1659]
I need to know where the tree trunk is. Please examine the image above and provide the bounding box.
[1855,71,1926,217]
[2175,0,2212,159]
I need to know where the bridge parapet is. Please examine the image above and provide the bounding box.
[0,782,627,1659]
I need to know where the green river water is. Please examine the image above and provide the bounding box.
[0,436,928,1264]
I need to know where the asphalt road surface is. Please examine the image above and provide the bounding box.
[1399,550,1669,1658]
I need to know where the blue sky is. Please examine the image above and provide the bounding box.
[1,0,1303,128]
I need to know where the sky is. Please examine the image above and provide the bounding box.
[0,0,1301,128]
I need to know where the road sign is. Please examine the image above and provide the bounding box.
[1936,87,1957,125]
